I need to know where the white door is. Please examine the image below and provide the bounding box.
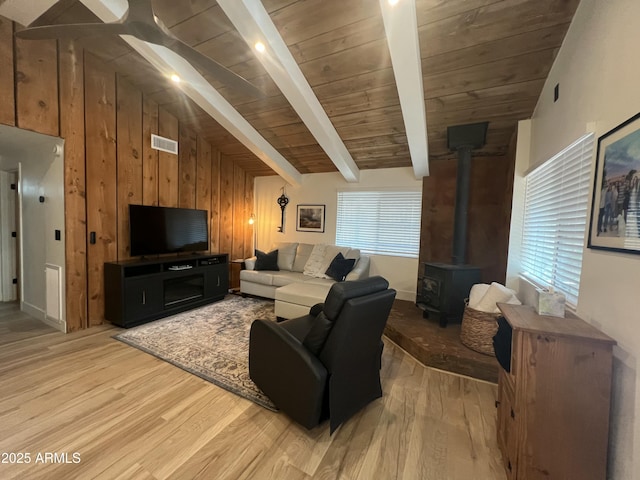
[0,170,18,302]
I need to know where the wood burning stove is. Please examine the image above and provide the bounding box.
[417,122,488,327]
[420,262,481,327]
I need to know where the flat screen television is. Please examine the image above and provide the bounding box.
[129,204,209,256]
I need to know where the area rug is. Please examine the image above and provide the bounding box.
[113,295,278,411]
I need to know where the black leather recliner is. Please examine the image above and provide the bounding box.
[249,276,396,433]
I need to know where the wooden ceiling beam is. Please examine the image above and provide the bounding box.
[0,0,58,26]
[218,0,361,183]
[379,0,429,178]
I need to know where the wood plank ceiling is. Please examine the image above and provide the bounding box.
[29,0,580,179]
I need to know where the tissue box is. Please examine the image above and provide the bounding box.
[535,289,565,317]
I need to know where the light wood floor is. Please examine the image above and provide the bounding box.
[0,303,506,480]
[0,302,58,347]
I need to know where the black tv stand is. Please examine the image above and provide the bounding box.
[104,253,229,328]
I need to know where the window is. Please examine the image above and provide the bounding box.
[521,133,594,307]
[336,189,422,258]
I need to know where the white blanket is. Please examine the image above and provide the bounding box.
[474,282,520,313]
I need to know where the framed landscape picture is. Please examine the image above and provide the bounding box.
[588,111,640,254]
[296,204,325,233]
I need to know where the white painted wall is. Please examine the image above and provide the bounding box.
[505,119,530,291]
[508,0,640,477]
[253,167,422,300]
[0,125,66,331]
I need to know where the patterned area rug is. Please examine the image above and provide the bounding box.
[114,295,278,411]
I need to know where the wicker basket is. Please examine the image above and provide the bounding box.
[460,304,499,356]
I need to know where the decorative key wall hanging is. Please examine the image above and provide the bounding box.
[277,187,289,232]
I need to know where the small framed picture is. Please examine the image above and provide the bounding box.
[296,204,325,233]
[588,111,640,254]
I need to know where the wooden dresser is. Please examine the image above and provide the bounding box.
[495,304,616,480]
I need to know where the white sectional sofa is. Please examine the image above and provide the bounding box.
[240,242,370,319]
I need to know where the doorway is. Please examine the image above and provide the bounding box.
[0,124,65,332]
[0,169,18,302]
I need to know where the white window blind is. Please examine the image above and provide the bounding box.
[336,189,422,258]
[521,133,594,307]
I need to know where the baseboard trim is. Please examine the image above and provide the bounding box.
[395,289,416,302]
[21,300,44,320]
[45,315,66,333]
[21,301,65,332]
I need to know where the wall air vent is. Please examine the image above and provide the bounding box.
[151,134,178,155]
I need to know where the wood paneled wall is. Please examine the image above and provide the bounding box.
[419,149,514,285]
[84,52,118,327]
[0,17,254,331]
[59,38,87,332]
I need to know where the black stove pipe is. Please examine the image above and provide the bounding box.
[452,145,472,265]
[447,122,488,266]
